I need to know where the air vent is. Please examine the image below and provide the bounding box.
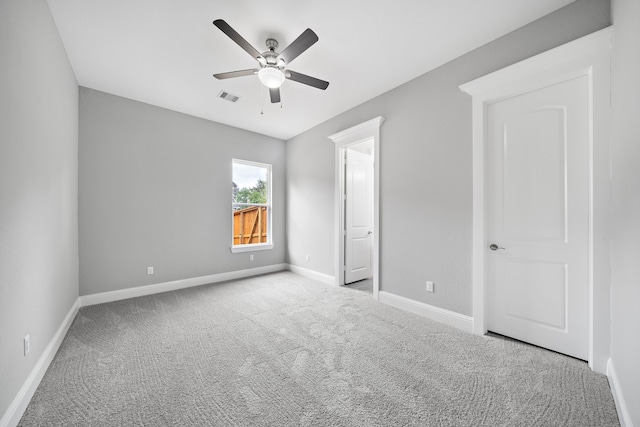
[218,90,239,103]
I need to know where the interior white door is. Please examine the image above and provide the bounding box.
[486,76,590,360]
[345,148,373,284]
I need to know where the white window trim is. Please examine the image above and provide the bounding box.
[230,243,274,253]
[231,158,273,253]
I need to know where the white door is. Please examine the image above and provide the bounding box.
[345,147,373,284]
[486,76,589,360]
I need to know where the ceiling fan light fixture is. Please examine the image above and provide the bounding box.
[258,67,285,88]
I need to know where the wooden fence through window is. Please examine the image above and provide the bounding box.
[233,206,267,245]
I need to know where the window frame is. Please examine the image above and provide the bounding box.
[231,158,273,253]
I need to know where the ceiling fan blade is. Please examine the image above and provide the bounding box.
[213,19,264,62]
[269,88,281,103]
[277,29,318,65]
[213,69,258,80]
[286,70,329,90]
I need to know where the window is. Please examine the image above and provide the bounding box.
[231,159,273,252]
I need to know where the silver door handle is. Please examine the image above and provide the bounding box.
[367,231,372,235]
[489,244,505,251]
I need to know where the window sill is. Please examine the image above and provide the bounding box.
[230,244,274,253]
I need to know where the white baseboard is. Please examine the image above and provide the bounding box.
[0,299,80,427]
[80,264,288,307]
[607,358,633,427]
[286,264,335,286]
[378,291,474,333]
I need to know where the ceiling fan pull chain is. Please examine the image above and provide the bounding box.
[260,81,264,115]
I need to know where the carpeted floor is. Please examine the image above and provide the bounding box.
[19,272,619,426]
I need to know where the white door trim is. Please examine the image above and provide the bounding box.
[329,116,385,299]
[460,27,612,373]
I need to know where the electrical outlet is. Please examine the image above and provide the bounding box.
[306,254,310,262]
[24,335,30,356]
[147,266,154,275]
[426,281,435,293]
[249,255,254,261]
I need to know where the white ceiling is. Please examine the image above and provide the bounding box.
[46,0,574,140]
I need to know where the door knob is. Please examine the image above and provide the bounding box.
[367,231,372,235]
[489,244,505,251]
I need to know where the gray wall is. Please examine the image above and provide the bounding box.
[79,88,286,296]
[610,0,640,424]
[0,0,79,419]
[286,0,611,316]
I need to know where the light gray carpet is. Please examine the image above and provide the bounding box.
[20,272,619,426]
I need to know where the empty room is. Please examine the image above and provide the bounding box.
[1,0,639,426]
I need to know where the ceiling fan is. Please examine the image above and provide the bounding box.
[212,19,329,104]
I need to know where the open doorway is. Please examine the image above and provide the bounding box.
[344,141,374,291]
[328,116,384,299]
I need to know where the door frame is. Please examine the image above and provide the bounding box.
[329,116,385,299]
[460,27,612,373]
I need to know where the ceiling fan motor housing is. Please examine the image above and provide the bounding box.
[262,39,285,68]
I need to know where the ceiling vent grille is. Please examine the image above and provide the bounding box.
[218,90,239,103]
